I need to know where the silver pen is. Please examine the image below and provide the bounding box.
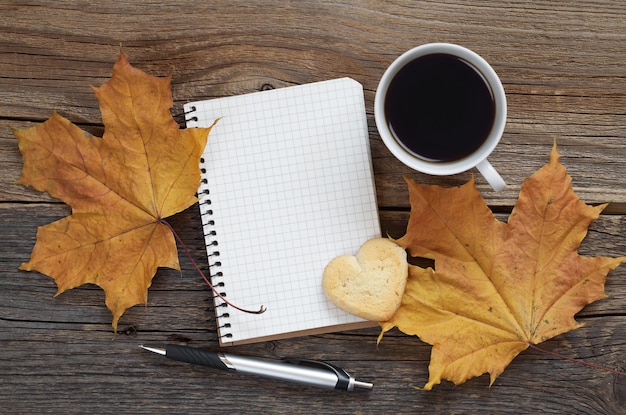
[140,344,373,391]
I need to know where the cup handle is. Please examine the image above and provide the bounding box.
[476,159,506,192]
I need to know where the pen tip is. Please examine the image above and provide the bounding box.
[139,345,167,356]
[354,380,374,391]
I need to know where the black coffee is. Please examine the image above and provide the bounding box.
[384,53,495,162]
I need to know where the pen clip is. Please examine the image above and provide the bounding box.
[283,358,351,390]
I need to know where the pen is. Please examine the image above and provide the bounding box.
[140,344,373,391]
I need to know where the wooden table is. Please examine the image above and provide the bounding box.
[2,1,625,413]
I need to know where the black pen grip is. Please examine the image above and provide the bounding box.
[165,344,229,371]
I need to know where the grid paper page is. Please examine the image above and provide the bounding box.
[185,78,380,345]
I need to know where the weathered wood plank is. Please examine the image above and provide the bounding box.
[3,204,623,323]
[0,318,624,414]
[1,203,625,414]
[3,121,626,211]
[2,1,625,208]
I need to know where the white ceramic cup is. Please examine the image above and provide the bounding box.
[374,43,507,191]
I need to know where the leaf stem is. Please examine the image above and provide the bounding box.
[161,219,266,314]
[528,343,626,377]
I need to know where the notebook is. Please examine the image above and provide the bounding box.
[184,78,381,346]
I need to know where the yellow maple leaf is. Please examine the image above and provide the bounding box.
[14,53,212,330]
[380,143,626,389]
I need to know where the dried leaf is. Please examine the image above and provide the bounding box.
[380,143,626,389]
[14,53,212,330]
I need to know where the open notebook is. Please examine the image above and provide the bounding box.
[184,78,380,346]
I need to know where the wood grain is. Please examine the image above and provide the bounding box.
[1,205,625,414]
[1,1,625,414]
[2,1,626,208]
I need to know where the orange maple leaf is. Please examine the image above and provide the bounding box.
[379,143,626,389]
[14,53,212,330]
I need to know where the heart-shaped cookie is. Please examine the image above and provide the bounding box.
[322,238,408,321]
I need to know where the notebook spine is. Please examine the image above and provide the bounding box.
[190,104,233,342]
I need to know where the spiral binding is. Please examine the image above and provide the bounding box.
[183,105,199,126]
[190,103,233,342]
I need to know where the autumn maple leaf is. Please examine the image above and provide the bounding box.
[379,143,626,390]
[14,53,212,330]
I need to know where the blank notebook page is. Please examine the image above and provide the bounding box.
[184,78,380,345]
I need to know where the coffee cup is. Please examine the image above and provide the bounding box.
[374,43,507,191]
